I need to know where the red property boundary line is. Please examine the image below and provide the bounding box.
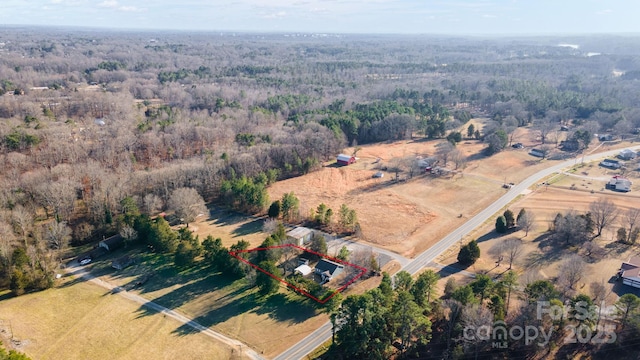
[229,244,367,304]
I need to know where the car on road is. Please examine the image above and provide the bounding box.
[79,257,92,265]
[512,143,524,149]
[372,171,384,178]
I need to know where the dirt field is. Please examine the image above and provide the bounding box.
[268,127,590,258]
[0,278,239,360]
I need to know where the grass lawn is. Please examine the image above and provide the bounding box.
[0,276,240,360]
[100,251,330,358]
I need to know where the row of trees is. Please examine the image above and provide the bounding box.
[495,208,536,236]
[330,270,440,359]
[551,198,639,246]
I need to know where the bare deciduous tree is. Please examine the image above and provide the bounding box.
[534,118,555,144]
[623,208,640,244]
[450,148,467,170]
[119,225,138,247]
[11,205,33,247]
[590,279,608,327]
[558,255,586,291]
[168,187,207,227]
[435,141,455,167]
[262,218,279,234]
[589,198,618,239]
[488,241,505,267]
[43,221,72,251]
[516,210,535,237]
[554,210,590,245]
[35,179,80,220]
[142,193,164,215]
[461,304,494,358]
[503,238,524,269]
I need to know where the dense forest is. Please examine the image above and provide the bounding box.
[2,27,640,357]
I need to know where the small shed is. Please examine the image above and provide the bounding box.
[619,256,640,288]
[294,264,312,276]
[286,227,314,246]
[315,259,344,283]
[99,235,124,252]
[336,154,356,166]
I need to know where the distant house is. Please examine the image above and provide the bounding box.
[607,176,632,192]
[336,154,356,166]
[619,256,640,288]
[600,159,621,169]
[315,259,344,283]
[286,227,314,246]
[112,256,135,270]
[618,149,637,161]
[529,149,545,158]
[99,235,124,252]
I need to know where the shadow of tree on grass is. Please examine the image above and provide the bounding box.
[232,218,264,238]
[170,290,318,337]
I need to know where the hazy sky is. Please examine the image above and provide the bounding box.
[1,0,639,34]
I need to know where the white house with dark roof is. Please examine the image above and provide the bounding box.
[619,256,640,288]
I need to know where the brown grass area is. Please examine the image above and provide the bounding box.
[341,260,402,297]
[98,253,329,358]
[0,278,239,360]
[189,209,269,249]
[438,161,640,305]
[268,127,570,258]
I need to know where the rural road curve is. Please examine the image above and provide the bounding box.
[63,264,265,360]
[274,145,640,360]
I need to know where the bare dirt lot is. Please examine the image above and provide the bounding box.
[268,128,576,258]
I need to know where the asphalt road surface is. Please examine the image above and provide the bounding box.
[274,145,640,360]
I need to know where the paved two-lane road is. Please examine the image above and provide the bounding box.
[275,145,640,360]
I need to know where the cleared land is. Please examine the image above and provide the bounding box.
[190,208,270,249]
[268,128,586,258]
[438,157,640,308]
[0,277,239,360]
[90,248,328,358]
